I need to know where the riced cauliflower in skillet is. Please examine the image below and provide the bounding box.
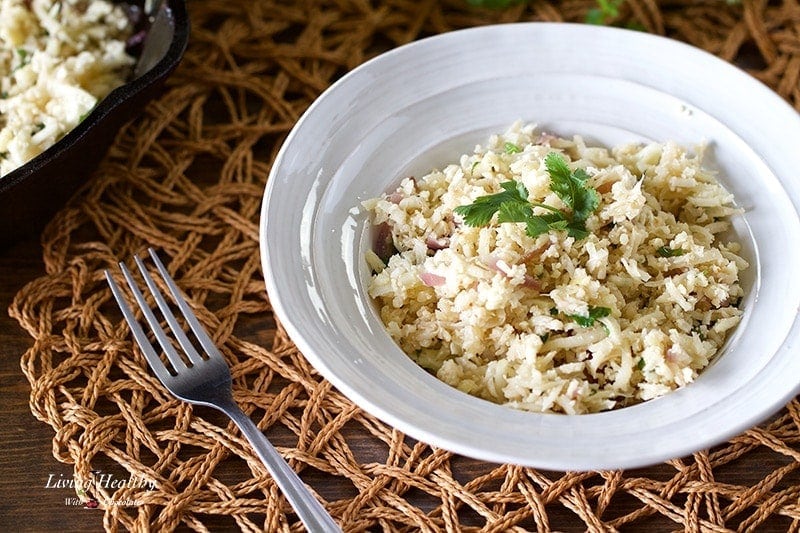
[0,0,135,176]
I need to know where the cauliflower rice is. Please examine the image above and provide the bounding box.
[0,0,135,177]
[363,121,748,414]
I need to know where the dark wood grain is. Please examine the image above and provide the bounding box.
[0,237,104,531]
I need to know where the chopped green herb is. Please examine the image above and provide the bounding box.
[568,306,611,327]
[691,324,707,341]
[657,246,686,257]
[16,49,30,66]
[544,152,600,230]
[454,152,599,240]
[539,333,549,343]
[0,151,8,160]
[11,48,31,73]
[636,358,645,370]
[549,307,558,316]
[0,91,7,99]
[470,160,480,173]
[504,142,522,154]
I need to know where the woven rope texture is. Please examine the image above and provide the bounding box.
[9,0,800,531]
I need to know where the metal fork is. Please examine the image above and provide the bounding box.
[105,248,340,532]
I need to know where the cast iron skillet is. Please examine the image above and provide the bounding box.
[0,0,189,248]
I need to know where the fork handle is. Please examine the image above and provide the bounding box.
[218,399,341,532]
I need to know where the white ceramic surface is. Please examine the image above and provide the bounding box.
[260,23,800,470]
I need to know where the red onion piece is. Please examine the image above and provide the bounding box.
[425,234,450,250]
[483,254,540,290]
[419,272,446,287]
[374,222,397,262]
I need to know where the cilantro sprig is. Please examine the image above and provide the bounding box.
[454,152,599,240]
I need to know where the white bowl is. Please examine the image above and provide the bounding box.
[260,23,800,470]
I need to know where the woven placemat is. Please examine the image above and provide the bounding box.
[9,0,800,531]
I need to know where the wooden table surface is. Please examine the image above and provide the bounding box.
[0,235,105,531]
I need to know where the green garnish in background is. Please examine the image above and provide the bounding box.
[454,152,599,240]
[585,0,624,25]
[466,0,737,27]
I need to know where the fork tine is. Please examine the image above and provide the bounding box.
[133,254,206,366]
[105,269,174,385]
[148,248,225,362]
[117,259,189,373]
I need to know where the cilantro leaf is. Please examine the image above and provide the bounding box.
[564,219,590,240]
[524,211,569,237]
[504,142,522,154]
[454,180,529,227]
[454,151,600,240]
[525,216,550,237]
[452,201,496,227]
[544,152,599,224]
[497,201,533,224]
[568,306,611,327]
